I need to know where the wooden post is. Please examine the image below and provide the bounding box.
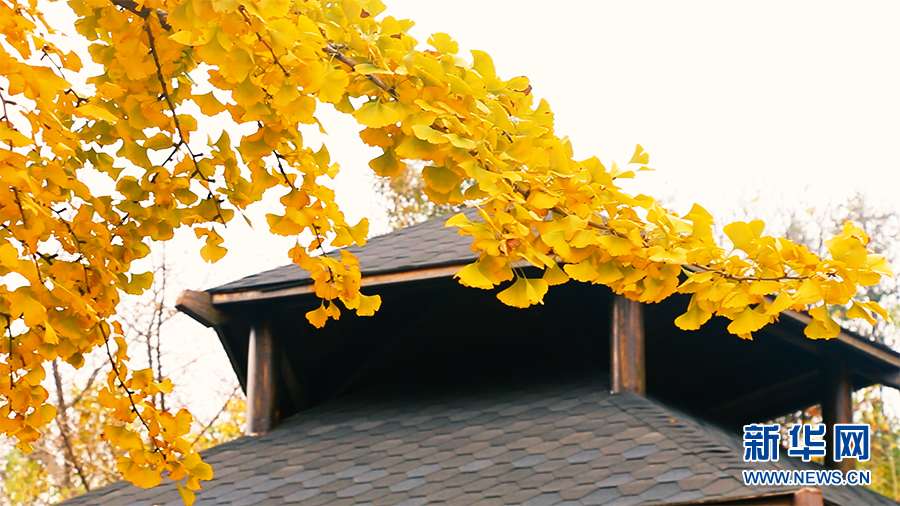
[611,295,645,395]
[793,488,824,506]
[821,360,853,472]
[246,319,278,434]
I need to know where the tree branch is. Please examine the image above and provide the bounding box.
[52,360,91,492]
[237,6,289,77]
[324,43,397,98]
[71,364,103,406]
[109,0,170,30]
[190,387,239,448]
[101,327,164,456]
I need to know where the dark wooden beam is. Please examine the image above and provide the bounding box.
[175,290,229,327]
[821,360,853,472]
[792,488,824,506]
[246,319,278,434]
[279,352,308,412]
[709,371,819,417]
[611,295,645,395]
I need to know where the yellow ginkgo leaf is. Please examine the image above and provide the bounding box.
[412,124,449,144]
[542,263,569,286]
[75,103,117,122]
[496,277,548,308]
[177,482,196,506]
[319,69,349,103]
[354,100,403,128]
[9,289,46,327]
[125,465,163,489]
[726,306,771,336]
[805,313,840,338]
[846,301,877,325]
[355,294,382,316]
[200,243,227,263]
[0,125,32,147]
[306,305,328,328]
[455,263,495,290]
[765,291,794,316]
[629,144,649,165]
[527,190,559,210]
[723,220,765,254]
[428,32,459,54]
[369,149,404,177]
[422,165,462,193]
[564,260,599,283]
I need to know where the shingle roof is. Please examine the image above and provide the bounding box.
[208,210,479,294]
[60,374,896,506]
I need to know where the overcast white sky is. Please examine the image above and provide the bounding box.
[34,1,899,418]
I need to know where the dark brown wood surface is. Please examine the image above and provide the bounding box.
[822,360,853,472]
[175,289,228,327]
[246,320,278,434]
[611,295,645,395]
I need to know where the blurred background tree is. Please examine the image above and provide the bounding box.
[0,249,246,506]
[375,160,464,231]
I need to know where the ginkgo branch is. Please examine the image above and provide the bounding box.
[143,21,218,202]
[145,23,228,225]
[40,49,88,106]
[237,6,290,77]
[100,326,164,455]
[109,0,170,30]
[691,264,808,283]
[324,43,397,98]
[51,207,91,283]
[0,88,13,128]
[3,314,13,386]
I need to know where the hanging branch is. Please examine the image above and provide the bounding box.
[100,327,164,456]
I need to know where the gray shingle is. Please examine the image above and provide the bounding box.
[208,209,481,294]
[58,375,898,506]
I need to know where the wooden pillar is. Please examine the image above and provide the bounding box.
[821,360,853,472]
[793,488,824,506]
[611,295,645,395]
[246,319,278,434]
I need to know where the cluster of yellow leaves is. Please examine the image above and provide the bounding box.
[0,0,893,501]
[96,334,211,498]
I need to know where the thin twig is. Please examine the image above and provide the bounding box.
[3,314,13,387]
[0,87,15,134]
[71,364,104,406]
[143,24,203,180]
[52,360,91,492]
[237,6,289,76]
[155,248,166,412]
[190,386,240,447]
[40,50,87,106]
[690,264,807,283]
[145,21,226,223]
[100,326,164,455]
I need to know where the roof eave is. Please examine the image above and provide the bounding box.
[207,262,469,305]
